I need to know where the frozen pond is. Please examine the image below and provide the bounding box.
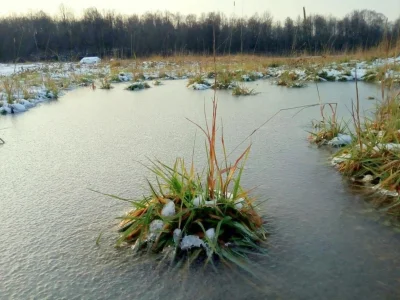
[1,80,400,299]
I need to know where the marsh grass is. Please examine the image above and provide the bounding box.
[211,71,237,90]
[330,80,400,218]
[22,86,34,99]
[232,85,257,96]
[97,30,267,272]
[277,71,305,88]
[308,102,348,145]
[1,77,16,104]
[95,98,266,271]
[126,82,150,91]
[309,117,348,145]
[100,77,113,89]
[72,74,95,86]
[110,73,122,82]
[43,77,60,99]
[187,75,210,87]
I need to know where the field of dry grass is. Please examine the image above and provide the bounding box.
[102,39,400,72]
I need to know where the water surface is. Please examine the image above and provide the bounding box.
[1,80,399,299]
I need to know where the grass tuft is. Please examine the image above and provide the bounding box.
[100,78,113,89]
[97,98,266,271]
[232,85,256,96]
[126,82,151,91]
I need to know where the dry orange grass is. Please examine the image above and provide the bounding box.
[99,39,399,76]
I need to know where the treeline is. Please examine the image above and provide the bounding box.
[0,7,399,62]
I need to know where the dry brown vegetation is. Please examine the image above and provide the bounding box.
[100,39,400,74]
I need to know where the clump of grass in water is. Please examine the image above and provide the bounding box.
[277,71,305,88]
[22,86,34,99]
[308,103,348,146]
[110,73,122,82]
[232,85,256,96]
[1,78,16,104]
[95,98,267,270]
[44,78,60,99]
[240,72,259,82]
[211,72,237,90]
[187,75,210,87]
[72,74,95,86]
[329,69,400,218]
[363,69,384,82]
[309,117,347,146]
[126,82,150,91]
[100,77,113,89]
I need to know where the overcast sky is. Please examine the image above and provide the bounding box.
[1,0,399,21]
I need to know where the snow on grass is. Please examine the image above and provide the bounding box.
[161,201,176,217]
[327,134,352,147]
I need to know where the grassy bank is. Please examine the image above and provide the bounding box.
[333,89,400,216]
[309,73,400,219]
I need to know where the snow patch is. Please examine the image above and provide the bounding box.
[148,219,164,240]
[331,154,351,166]
[234,198,245,210]
[351,68,367,80]
[205,228,216,241]
[361,174,374,183]
[11,103,26,112]
[372,185,399,197]
[328,134,352,147]
[373,143,400,152]
[161,201,175,217]
[80,57,101,64]
[180,235,205,250]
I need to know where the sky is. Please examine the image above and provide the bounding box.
[0,0,399,21]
